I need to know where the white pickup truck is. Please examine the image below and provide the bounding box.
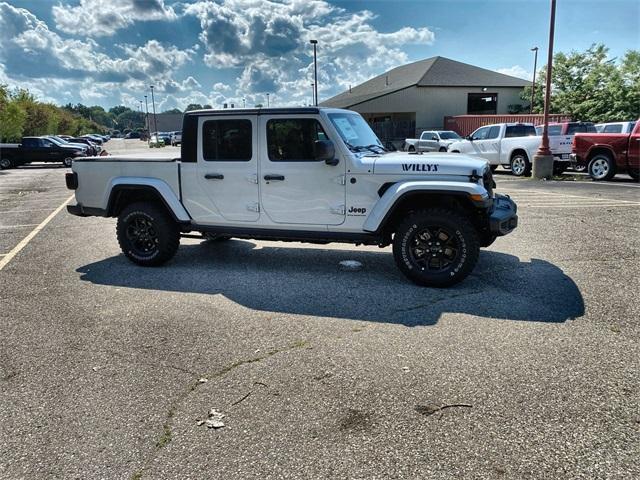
[66,107,518,287]
[404,130,463,153]
[447,123,572,176]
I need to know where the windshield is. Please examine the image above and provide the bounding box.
[328,113,383,152]
[438,131,461,140]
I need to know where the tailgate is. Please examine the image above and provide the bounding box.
[549,135,573,159]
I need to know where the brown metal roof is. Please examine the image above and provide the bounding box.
[320,56,530,108]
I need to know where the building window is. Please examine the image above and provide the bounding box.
[467,93,497,115]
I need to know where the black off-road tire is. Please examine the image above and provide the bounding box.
[408,145,416,153]
[439,147,447,152]
[588,153,616,181]
[116,202,180,266]
[393,208,480,288]
[510,152,531,177]
[490,165,498,172]
[0,158,13,169]
[202,233,232,242]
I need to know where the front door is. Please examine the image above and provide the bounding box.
[181,115,259,224]
[418,132,438,152]
[259,115,346,225]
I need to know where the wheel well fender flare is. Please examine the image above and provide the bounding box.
[586,146,615,162]
[106,178,190,222]
[363,181,487,233]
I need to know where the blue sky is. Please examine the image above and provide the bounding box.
[1,0,637,111]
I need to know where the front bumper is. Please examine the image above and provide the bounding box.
[489,194,518,236]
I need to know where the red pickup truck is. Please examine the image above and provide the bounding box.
[570,120,640,181]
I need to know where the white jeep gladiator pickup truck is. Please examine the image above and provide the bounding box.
[66,107,518,287]
[447,123,572,176]
[404,130,462,153]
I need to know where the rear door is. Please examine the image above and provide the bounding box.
[259,115,346,225]
[181,115,260,224]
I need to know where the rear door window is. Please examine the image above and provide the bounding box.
[505,125,537,137]
[202,119,252,161]
[487,126,501,139]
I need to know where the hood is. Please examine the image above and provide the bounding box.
[373,152,488,175]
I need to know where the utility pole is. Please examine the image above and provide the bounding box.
[533,0,556,180]
[144,95,150,144]
[530,47,539,113]
[266,93,270,108]
[310,39,318,106]
[149,85,158,138]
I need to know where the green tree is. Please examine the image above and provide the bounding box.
[521,44,639,121]
[185,103,203,111]
[0,85,26,141]
[162,108,182,114]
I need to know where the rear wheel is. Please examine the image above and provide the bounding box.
[588,153,615,181]
[510,152,531,177]
[63,157,74,167]
[439,147,447,152]
[408,145,416,153]
[393,208,480,287]
[573,164,587,173]
[628,169,639,181]
[116,202,180,266]
[0,158,13,169]
[490,165,498,172]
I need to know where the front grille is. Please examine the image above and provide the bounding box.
[483,168,495,198]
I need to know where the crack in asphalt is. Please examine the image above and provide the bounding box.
[131,339,309,480]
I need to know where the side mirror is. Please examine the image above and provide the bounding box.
[466,135,473,141]
[314,140,338,166]
[431,136,438,141]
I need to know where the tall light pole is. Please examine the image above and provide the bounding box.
[242,97,246,108]
[310,39,318,106]
[144,95,150,144]
[149,85,158,137]
[266,93,270,108]
[533,0,556,180]
[311,83,315,106]
[530,47,539,113]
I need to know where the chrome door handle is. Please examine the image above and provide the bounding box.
[204,173,224,180]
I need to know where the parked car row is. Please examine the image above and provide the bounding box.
[149,131,181,146]
[403,119,638,181]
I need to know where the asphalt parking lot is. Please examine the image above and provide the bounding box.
[1,148,639,479]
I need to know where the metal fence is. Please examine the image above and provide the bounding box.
[369,120,416,146]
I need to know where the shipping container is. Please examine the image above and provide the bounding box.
[444,114,572,136]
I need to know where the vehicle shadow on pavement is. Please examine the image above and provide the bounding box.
[76,240,584,326]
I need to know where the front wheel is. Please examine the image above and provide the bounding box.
[116,202,180,266]
[439,147,447,152]
[510,153,531,177]
[0,158,13,169]
[393,208,480,287]
[63,157,74,167]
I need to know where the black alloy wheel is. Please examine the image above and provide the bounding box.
[116,202,180,266]
[393,208,480,287]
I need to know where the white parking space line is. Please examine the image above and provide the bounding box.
[0,209,57,213]
[0,224,40,229]
[0,194,74,272]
